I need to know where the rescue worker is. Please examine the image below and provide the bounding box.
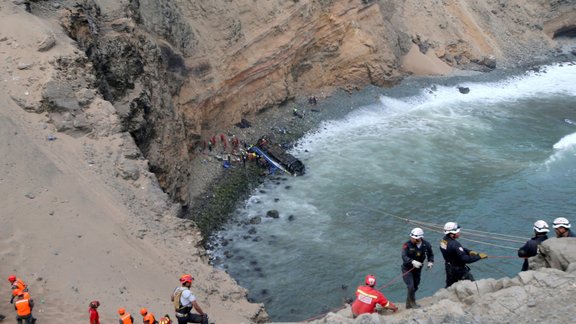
[8,276,28,304]
[351,274,398,317]
[140,308,157,324]
[14,292,35,324]
[118,308,134,324]
[518,220,549,271]
[172,274,208,324]
[401,227,434,309]
[11,289,30,304]
[440,222,487,288]
[89,300,100,324]
[8,276,27,292]
[553,217,574,238]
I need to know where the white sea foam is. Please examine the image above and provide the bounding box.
[553,131,576,150]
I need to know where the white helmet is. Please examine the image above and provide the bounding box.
[444,222,460,234]
[533,220,549,233]
[410,227,424,239]
[553,217,571,229]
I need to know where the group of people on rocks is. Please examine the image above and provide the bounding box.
[350,217,574,317]
[88,274,207,324]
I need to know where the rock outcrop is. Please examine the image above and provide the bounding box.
[313,238,576,324]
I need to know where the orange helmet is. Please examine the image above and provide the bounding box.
[179,274,193,284]
[140,308,148,316]
[8,275,16,283]
[365,274,377,287]
[118,308,126,315]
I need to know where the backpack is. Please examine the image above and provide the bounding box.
[172,287,187,312]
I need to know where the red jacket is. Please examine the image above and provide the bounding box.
[351,285,391,316]
[89,307,100,324]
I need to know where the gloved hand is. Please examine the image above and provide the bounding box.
[411,260,422,269]
[427,262,434,270]
[479,253,488,259]
[469,251,478,256]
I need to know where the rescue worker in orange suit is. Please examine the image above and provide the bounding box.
[172,274,208,324]
[440,222,487,288]
[118,308,134,324]
[14,292,36,324]
[89,300,101,324]
[351,274,398,317]
[12,289,30,304]
[553,217,575,238]
[8,275,27,304]
[140,308,157,324]
[518,220,549,271]
[401,227,434,309]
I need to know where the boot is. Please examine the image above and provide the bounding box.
[406,288,419,309]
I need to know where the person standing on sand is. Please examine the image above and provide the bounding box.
[172,274,208,324]
[14,292,36,324]
[89,301,100,324]
[118,308,134,324]
[140,308,157,324]
[8,275,28,304]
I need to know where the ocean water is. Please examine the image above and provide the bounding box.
[210,62,576,322]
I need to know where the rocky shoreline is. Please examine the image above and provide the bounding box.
[185,52,576,246]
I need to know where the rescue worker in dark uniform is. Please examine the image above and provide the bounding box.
[401,227,434,309]
[552,217,575,238]
[517,220,549,271]
[439,222,487,288]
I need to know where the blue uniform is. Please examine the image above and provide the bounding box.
[401,239,434,307]
[440,235,481,288]
[517,234,548,271]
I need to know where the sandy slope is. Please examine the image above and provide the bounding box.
[0,1,261,323]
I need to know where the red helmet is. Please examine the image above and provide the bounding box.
[8,275,16,283]
[179,274,193,284]
[140,308,148,316]
[118,308,126,315]
[365,274,376,286]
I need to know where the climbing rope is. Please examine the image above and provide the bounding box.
[359,205,526,249]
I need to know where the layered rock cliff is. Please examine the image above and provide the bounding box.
[47,0,576,212]
[7,0,576,231]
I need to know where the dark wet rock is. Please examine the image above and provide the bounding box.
[458,86,470,94]
[249,216,262,224]
[266,210,280,218]
[285,185,291,190]
[248,227,257,235]
[287,215,295,221]
[274,198,280,202]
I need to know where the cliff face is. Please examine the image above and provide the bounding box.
[56,0,575,205]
